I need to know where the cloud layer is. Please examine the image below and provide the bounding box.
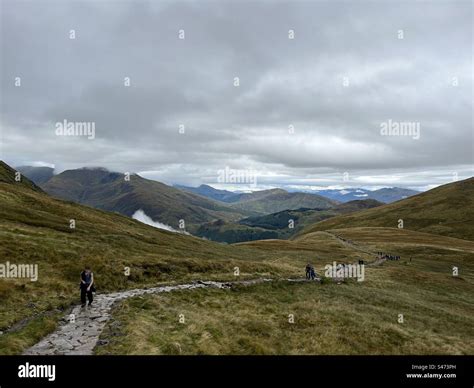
[1,0,472,190]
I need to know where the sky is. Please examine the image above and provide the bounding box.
[1,0,473,192]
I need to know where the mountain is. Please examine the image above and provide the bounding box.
[368,187,420,203]
[2,159,473,356]
[176,185,339,214]
[196,219,279,243]
[15,165,55,185]
[300,178,474,241]
[227,188,337,215]
[175,184,240,203]
[304,187,419,203]
[0,160,278,354]
[196,199,383,243]
[41,168,249,232]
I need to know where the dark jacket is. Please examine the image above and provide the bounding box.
[80,271,96,292]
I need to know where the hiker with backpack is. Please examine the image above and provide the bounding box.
[80,266,95,307]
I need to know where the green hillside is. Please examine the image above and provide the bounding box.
[2,159,474,356]
[98,227,474,355]
[300,178,474,241]
[0,161,44,192]
[228,188,337,215]
[197,199,383,243]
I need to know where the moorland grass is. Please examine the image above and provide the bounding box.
[96,229,474,355]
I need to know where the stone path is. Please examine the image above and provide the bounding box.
[23,278,274,355]
[24,254,384,356]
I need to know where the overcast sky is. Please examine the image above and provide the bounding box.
[1,0,472,191]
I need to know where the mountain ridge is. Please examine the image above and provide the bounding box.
[299,177,474,241]
[41,168,249,232]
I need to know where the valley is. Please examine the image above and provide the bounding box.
[1,161,473,355]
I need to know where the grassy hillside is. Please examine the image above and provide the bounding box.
[96,227,474,355]
[228,188,337,215]
[196,200,382,243]
[0,161,44,192]
[0,162,287,354]
[300,178,474,241]
[175,184,239,203]
[196,220,279,243]
[2,159,473,356]
[41,168,249,232]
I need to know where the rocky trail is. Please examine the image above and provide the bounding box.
[24,278,275,355]
[24,251,386,355]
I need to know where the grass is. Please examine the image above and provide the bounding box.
[96,227,474,355]
[0,181,295,354]
[1,161,473,355]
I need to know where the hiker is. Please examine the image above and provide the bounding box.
[310,266,317,280]
[80,266,95,307]
[305,264,312,280]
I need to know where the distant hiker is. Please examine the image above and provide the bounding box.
[80,266,95,307]
[310,267,317,280]
[305,264,311,280]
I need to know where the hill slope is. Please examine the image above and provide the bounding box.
[2,160,473,356]
[228,188,337,215]
[174,184,240,203]
[15,165,55,185]
[0,161,280,354]
[0,161,44,192]
[300,177,474,241]
[196,199,383,243]
[41,168,249,232]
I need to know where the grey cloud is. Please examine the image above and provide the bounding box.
[1,0,472,189]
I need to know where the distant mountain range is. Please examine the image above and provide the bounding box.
[292,187,420,203]
[40,169,336,228]
[40,168,247,233]
[226,188,337,215]
[15,165,422,241]
[176,184,419,204]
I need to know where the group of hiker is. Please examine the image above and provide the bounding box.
[305,264,318,280]
[377,252,401,261]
